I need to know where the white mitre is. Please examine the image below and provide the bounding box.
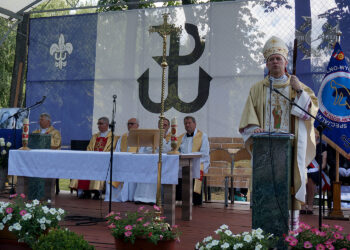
[262,36,288,61]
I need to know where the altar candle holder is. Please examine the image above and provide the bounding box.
[167,117,179,155]
[20,118,30,150]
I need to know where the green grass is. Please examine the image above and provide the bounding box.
[59,179,71,191]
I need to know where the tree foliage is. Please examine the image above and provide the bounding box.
[97,0,155,12]
[0,19,16,107]
[30,0,73,18]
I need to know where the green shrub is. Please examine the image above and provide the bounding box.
[33,228,95,250]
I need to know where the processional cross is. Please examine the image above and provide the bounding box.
[149,13,182,209]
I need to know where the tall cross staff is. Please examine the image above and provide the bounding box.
[149,13,182,209]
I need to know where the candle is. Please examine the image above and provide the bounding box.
[170,117,177,151]
[22,118,29,146]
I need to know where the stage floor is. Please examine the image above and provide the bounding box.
[1,191,349,249]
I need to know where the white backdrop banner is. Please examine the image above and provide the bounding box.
[26,1,342,145]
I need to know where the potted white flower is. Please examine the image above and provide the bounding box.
[195,224,277,250]
[0,193,66,248]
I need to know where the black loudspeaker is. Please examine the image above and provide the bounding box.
[71,140,90,151]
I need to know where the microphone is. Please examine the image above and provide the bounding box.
[113,94,117,99]
[269,78,273,92]
[36,96,46,105]
[269,77,273,135]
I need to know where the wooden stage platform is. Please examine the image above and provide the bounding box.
[1,191,349,249]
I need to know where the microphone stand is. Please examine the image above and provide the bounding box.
[273,88,330,230]
[108,95,117,213]
[7,96,46,195]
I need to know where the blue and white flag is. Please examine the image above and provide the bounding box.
[314,42,350,155]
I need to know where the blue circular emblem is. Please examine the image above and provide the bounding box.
[319,72,350,121]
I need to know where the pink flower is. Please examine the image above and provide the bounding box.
[20,193,26,199]
[148,232,152,237]
[346,234,350,241]
[114,216,121,220]
[108,223,116,229]
[176,237,180,243]
[340,248,348,250]
[318,231,327,237]
[159,235,163,240]
[153,205,160,211]
[333,232,344,240]
[311,228,320,234]
[143,222,150,227]
[124,231,132,237]
[124,225,133,231]
[6,207,13,214]
[316,244,326,250]
[285,235,296,243]
[289,239,298,247]
[324,239,335,245]
[138,206,145,211]
[160,216,166,220]
[334,225,344,231]
[322,223,330,228]
[19,210,27,216]
[105,211,115,218]
[137,217,143,222]
[9,194,17,198]
[299,222,311,230]
[325,244,335,250]
[172,225,178,229]
[303,241,313,248]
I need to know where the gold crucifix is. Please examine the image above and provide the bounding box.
[149,13,182,210]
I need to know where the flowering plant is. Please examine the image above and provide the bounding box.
[0,137,11,189]
[285,221,350,249]
[0,193,66,247]
[195,225,277,250]
[105,205,181,245]
[0,137,11,161]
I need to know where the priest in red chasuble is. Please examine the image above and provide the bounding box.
[70,117,118,199]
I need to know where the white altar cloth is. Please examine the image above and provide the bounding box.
[9,150,200,184]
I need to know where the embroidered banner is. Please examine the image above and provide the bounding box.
[314,42,350,154]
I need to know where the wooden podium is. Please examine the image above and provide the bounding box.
[252,133,294,250]
[128,129,160,153]
[16,134,55,205]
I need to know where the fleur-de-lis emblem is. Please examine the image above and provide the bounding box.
[50,34,73,70]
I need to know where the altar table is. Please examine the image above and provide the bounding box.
[9,150,201,224]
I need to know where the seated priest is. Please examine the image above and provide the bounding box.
[105,117,140,202]
[176,116,210,206]
[133,118,171,204]
[70,117,118,199]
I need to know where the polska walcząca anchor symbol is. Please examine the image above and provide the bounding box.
[138,23,212,113]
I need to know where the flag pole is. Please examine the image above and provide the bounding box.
[290,38,298,231]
